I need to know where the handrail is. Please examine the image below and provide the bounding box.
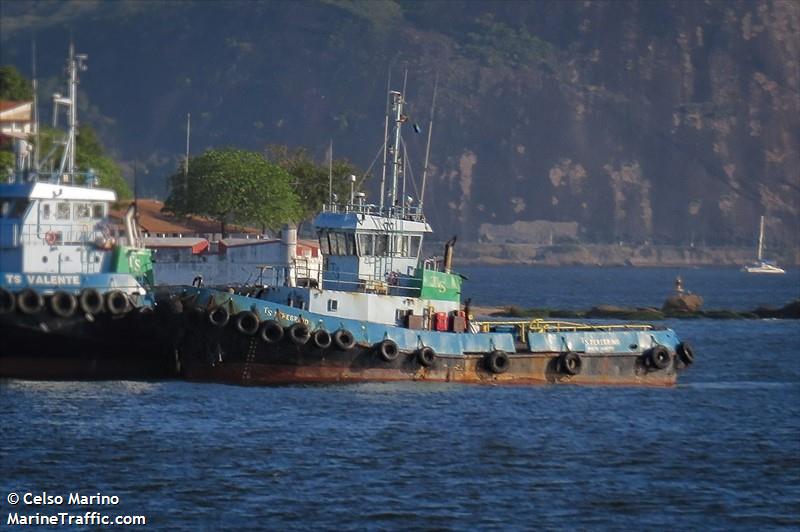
[474,319,655,334]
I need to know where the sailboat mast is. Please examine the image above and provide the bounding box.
[757,215,765,262]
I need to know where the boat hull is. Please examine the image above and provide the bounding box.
[177,320,681,387]
[0,309,180,380]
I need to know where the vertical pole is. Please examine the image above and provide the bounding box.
[184,112,191,176]
[67,42,76,175]
[328,138,333,205]
[420,73,438,211]
[379,69,391,211]
[32,39,39,171]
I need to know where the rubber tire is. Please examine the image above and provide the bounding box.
[676,342,695,365]
[208,306,230,328]
[648,346,671,370]
[50,291,78,318]
[259,320,284,344]
[560,352,582,376]
[417,346,436,367]
[486,350,510,374]
[0,288,16,314]
[17,289,44,314]
[377,339,399,362]
[287,322,311,345]
[333,329,356,351]
[79,288,104,315]
[312,329,332,349]
[106,290,130,316]
[235,311,260,336]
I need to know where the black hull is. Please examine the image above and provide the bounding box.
[0,310,180,380]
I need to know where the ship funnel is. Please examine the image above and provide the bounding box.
[281,223,297,287]
[443,236,457,273]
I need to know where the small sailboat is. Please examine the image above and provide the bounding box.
[743,215,785,274]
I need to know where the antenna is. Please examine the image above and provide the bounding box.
[32,39,39,171]
[379,68,391,210]
[184,112,191,176]
[328,138,333,204]
[400,69,408,203]
[419,72,438,210]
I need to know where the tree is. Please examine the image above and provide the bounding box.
[0,65,33,100]
[75,126,132,200]
[266,145,362,221]
[164,148,302,235]
[33,125,132,200]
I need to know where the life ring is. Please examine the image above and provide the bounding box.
[287,322,311,345]
[377,339,399,362]
[17,289,44,314]
[259,320,284,344]
[333,329,356,351]
[235,311,260,336]
[106,290,130,316]
[486,350,510,374]
[560,352,582,376]
[676,342,695,365]
[416,346,436,367]
[648,346,672,370]
[44,231,57,246]
[312,329,332,349]
[79,288,104,315]
[0,288,15,314]
[49,291,78,318]
[208,306,230,328]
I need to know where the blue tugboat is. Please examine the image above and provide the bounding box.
[0,46,176,379]
[171,88,695,386]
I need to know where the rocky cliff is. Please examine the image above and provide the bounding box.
[1,0,797,252]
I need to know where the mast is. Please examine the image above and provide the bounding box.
[328,138,333,204]
[56,43,87,178]
[32,39,39,171]
[757,215,765,262]
[419,73,438,210]
[389,90,404,208]
[184,112,191,176]
[379,69,391,210]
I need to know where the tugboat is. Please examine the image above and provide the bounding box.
[0,46,177,379]
[171,88,696,386]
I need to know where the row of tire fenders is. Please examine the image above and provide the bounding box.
[195,301,695,375]
[0,287,134,319]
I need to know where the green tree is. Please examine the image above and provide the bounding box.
[164,147,302,235]
[75,126,132,200]
[0,65,33,100]
[33,125,132,200]
[266,145,362,221]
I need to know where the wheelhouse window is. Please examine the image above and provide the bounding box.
[358,233,373,256]
[374,234,388,256]
[0,199,30,219]
[318,230,330,255]
[321,231,357,256]
[75,203,91,220]
[409,235,421,257]
[56,202,71,220]
[92,203,105,219]
[41,203,52,220]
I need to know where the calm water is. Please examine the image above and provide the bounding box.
[2,267,799,530]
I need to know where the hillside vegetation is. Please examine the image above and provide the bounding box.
[1,0,797,259]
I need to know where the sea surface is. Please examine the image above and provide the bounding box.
[2,266,799,530]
